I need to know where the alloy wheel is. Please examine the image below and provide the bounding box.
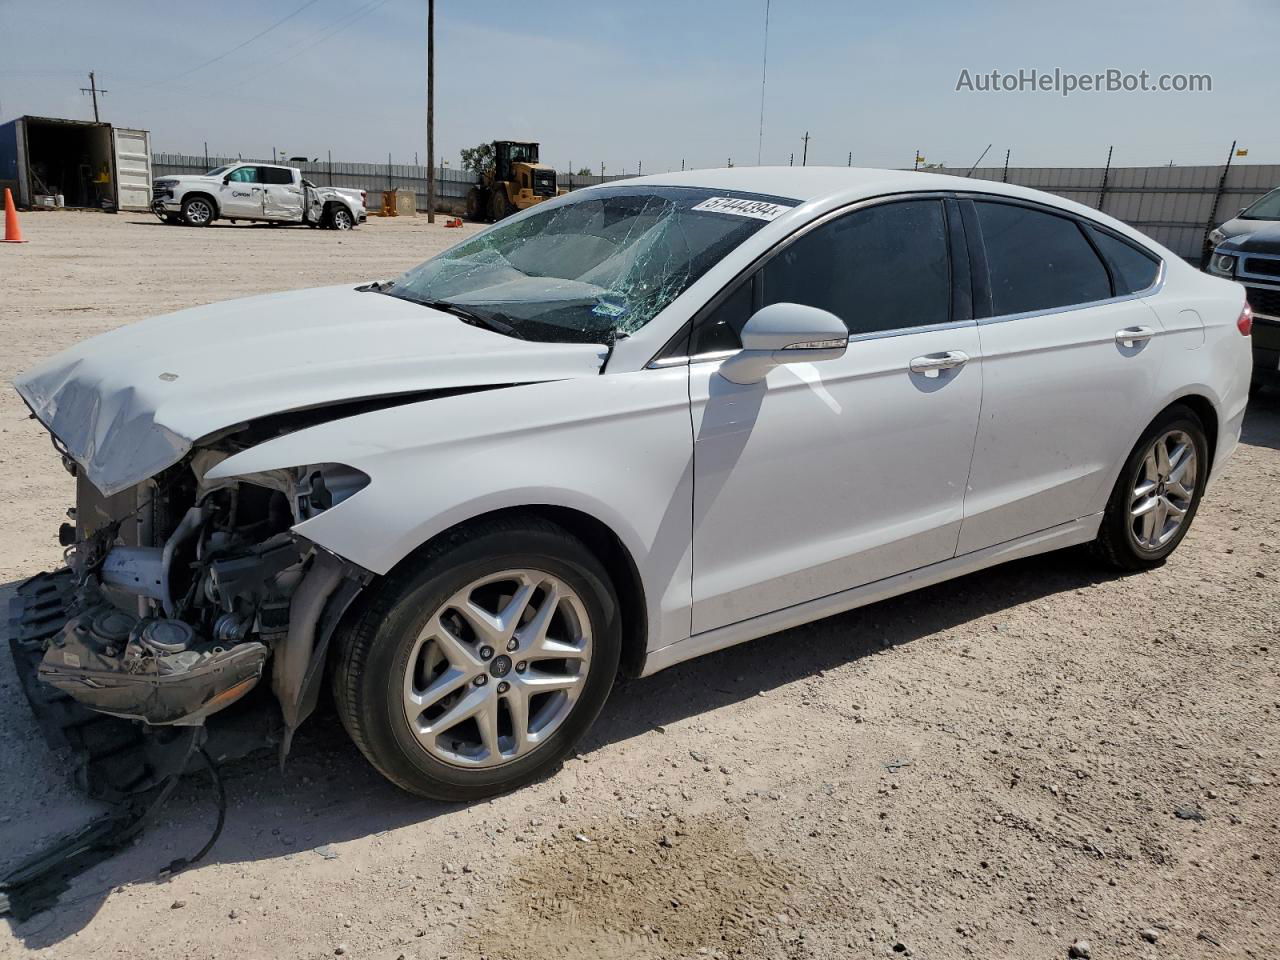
[402,569,592,768]
[1130,429,1197,551]
[185,199,211,225]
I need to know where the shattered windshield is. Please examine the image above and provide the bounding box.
[385,186,796,343]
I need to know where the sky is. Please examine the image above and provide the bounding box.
[0,0,1274,174]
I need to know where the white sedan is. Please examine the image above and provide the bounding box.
[14,168,1253,800]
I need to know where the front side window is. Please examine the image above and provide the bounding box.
[226,166,261,184]
[1242,187,1280,221]
[384,186,794,343]
[691,199,952,354]
[975,201,1110,316]
[762,199,951,336]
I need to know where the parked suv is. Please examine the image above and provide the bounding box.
[1208,184,1280,248]
[14,168,1252,801]
[1209,223,1280,391]
[152,162,366,229]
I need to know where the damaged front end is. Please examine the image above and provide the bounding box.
[11,436,372,765]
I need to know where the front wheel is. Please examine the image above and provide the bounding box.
[1093,405,1208,570]
[180,195,215,227]
[332,517,621,800]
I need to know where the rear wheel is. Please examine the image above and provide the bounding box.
[333,517,621,800]
[181,195,214,227]
[1094,405,1208,570]
[328,205,354,230]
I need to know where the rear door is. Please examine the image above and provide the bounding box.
[261,165,304,221]
[688,196,984,633]
[219,165,265,218]
[956,198,1167,554]
[111,127,151,211]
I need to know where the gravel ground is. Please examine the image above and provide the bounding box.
[1,211,1277,960]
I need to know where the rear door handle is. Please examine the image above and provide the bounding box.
[1115,326,1155,347]
[909,350,969,378]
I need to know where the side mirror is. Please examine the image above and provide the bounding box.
[718,302,848,385]
[222,176,231,185]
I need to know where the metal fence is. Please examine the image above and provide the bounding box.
[151,153,632,213]
[931,162,1280,261]
[153,152,1278,260]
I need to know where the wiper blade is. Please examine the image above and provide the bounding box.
[356,279,395,293]
[418,299,526,340]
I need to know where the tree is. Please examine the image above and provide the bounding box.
[460,142,495,177]
[576,167,592,177]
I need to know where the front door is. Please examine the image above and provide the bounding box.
[689,197,983,634]
[956,199,1167,553]
[219,165,264,219]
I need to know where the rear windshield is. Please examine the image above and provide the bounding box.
[386,186,797,343]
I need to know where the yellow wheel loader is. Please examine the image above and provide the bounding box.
[465,141,559,222]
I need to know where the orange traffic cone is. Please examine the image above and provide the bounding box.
[2,188,28,243]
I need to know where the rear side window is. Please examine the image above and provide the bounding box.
[260,166,294,185]
[975,201,1111,315]
[1085,225,1160,294]
[761,199,951,336]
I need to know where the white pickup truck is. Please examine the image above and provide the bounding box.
[152,162,367,229]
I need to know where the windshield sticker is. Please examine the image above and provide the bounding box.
[690,196,793,221]
[591,295,629,319]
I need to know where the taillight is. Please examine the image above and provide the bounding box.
[1238,302,1253,336]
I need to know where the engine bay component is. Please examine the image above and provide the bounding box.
[39,603,268,726]
[100,546,166,602]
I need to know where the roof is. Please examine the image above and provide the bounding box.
[611,165,1158,249]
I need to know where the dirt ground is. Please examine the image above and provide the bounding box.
[1,211,1277,960]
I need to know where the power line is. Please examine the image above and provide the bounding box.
[163,0,325,83]
[224,0,394,92]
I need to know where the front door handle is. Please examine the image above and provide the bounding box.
[909,350,970,378]
[1115,326,1155,347]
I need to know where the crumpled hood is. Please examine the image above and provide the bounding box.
[15,284,607,495]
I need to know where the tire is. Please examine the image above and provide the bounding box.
[465,187,485,221]
[332,516,621,801]
[1093,404,1209,571]
[490,187,510,222]
[180,195,215,227]
[329,205,354,230]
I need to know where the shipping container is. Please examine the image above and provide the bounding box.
[0,116,152,211]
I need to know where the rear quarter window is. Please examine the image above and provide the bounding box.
[1084,225,1161,294]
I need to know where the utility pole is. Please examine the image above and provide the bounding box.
[789,152,793,167]
[801,131,810,166]
[80,71,107,122]
[638,160,642,176]
[847,151,851,167]
[426,0,436,223]
[1002,148,1010,183]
